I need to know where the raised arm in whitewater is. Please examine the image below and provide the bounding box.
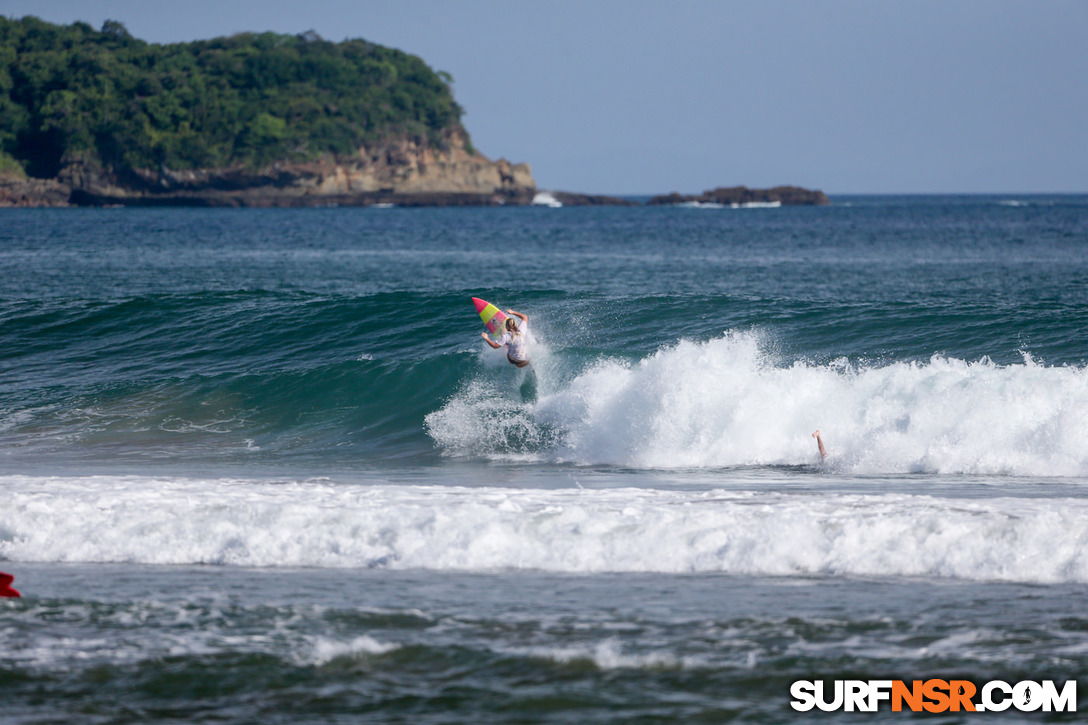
[482,309,530,367]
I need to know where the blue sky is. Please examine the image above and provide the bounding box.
[3,0,1085,194]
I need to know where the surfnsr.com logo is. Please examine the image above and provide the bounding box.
[790,679,1077,713]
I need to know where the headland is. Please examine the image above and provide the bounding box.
[0,17,826,209]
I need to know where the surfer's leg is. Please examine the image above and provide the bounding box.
[812,430,827,458]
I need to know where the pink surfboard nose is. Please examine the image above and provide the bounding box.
[472,297,507,334]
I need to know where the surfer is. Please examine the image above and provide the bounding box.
[812,430,827,458]
[482,309,530,367]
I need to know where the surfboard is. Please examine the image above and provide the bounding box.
[472,297,508,334]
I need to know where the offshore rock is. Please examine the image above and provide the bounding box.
[549,191,638,206]
[648,185,830,206]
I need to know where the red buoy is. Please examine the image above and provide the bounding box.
[0,571,20,598]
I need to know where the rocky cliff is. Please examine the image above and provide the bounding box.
[0,174,71,207]
[56,129,536,207]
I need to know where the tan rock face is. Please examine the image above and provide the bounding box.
[60,128,536,204]
[332,131,534,195]
[0,174,70,207]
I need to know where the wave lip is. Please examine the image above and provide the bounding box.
[3,476,1088,584]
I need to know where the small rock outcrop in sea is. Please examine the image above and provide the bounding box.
[647,186,830,206]
[548,191,639,207]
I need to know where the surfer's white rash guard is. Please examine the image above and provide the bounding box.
[498,319,528,362]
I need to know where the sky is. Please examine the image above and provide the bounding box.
[2,0,1085,195]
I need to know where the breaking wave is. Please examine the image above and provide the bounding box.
[427,331,1088,476]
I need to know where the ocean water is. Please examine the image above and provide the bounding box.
[2,196,1088,722]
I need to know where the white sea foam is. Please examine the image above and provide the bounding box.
[512,638,689,670]
[3,475,1088,583]
[732,200,781,208]
[428,331,1088,477]
[677,201,726,209]
[531,192,563,208]
[0,594,401,669]
[310,635,400,665]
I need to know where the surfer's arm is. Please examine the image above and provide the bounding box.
[481,332,502,349]
[506,309,528,324]
[812,430,827,458]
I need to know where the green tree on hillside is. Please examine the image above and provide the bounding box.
[0,16,470,177]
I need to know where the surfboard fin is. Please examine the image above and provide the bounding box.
[0,571,20,598]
